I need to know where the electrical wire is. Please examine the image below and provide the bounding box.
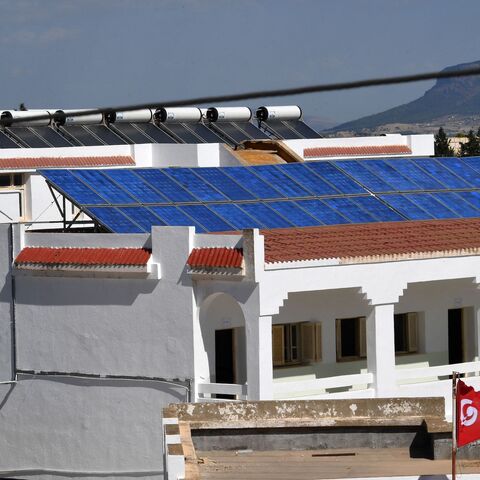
[2,65,480,126]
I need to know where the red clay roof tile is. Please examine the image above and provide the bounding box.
[261,219,480,263]
[304,145,412,158]
[0,156,135,170]
[15,247,150,266]
[187,247,243,268]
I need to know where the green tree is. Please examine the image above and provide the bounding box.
[434,127,454,156]
[460,129,480,157]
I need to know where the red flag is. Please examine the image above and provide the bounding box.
[456,379,480,447]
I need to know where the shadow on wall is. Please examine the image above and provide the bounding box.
[13,276,158,307]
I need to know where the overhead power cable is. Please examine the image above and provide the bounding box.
[2,65,480,126]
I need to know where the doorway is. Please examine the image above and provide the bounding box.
[448,308,464,364]
[215,328,235,384]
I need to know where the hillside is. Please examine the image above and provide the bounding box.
[330,60,480,134]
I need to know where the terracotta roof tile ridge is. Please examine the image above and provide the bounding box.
[187,247,243,269]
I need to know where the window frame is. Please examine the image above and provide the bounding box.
[335,316,367,362]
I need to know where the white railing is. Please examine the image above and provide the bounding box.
[273,372,374,398]
[396,360,480,384]
[196,382,248,401]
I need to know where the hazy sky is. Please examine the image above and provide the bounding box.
[2,0,480,125]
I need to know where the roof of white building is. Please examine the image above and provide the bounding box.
[0,155,135,170]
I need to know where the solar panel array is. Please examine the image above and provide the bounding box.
[40,156,480,234]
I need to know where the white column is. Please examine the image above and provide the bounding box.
[245,315,273,400]
[367,303,396,397]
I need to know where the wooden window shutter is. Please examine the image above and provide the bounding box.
[314,322,322,362]
[407,312,418,353]
[272,325,285,366]
[359,317,367,358]
[301,323,315,363]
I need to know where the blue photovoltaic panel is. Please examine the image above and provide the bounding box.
[239,203,293,228]
[267,201,323,227]
[87,207,145,233]
[431,192,480,218]
[104,169,170,203]
[221,167,285,199]
[180,205,234,232]
[379,194,434,220]
[305,162,365,194]
[413,158,470,189]
[362,159,420,191]
[436,157,480,188]
[322,197,377,223]
[462,157,480,174]
[149,205,206,232]
[384,159,445,190]
[209,203,265,229]
[334,160,394,192]
[352,196,405,222]
[41,170,107,205]
[279,163,339,196]
[120,206,166,231]
[192,168,256,201]
[295,199,349,225]
[251,165,313,197]
[457,191,480,210]
[164,168,228,202]
[135,169,195,202]
[405,193,459,219]
[73,170,138,204]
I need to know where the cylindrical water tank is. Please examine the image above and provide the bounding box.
[256,105,302,121]
[54,109,103,126]
[206,107,252,122]
[0,110,51,127]
[106,109,152,124]
[154,107,202,123]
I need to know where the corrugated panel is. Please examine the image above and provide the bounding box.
[187,247,243,268]
[304,145,412,158]
[262,218,480,263]
[15,247,150,266]
[0,156,135,170]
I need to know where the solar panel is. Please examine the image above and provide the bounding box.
[159,123,203,144]
[322,197,377,223]
[281,163,339,195]
[283,120,321,138]
[360,159,420,191]
[267,201,323,227]
[232,122,270,140]
[192,168,256,201]
[352,196,405,221]
[335,160,394,192]
[404,193,459,219]
[209,122,251,144]
[120,206,166,230]
[262,121,303,139]
[220,167,285,199]
[305,162,365,194]
[85,125,128,145]
[457,191,480,210]
[238,203,293,228]
[131,123,177,143]
[72,170,138,204]
[413,158,470,189]
[180,205,234,231]
[295,199,350,225]
[103,169,170,203]
[462,157,480,174]
[432,192,480,217]
[209,203,265,229]
[86,206,145,233]
[384,159,444,190]
[31,127,74,147]
[186,123,224,143]
[379,194,434,220]
[251,165,313,197]
[135,169,195,203]
[436,157,480,188]
[0,131,20,148]
[150,205,206,232]
[61,126,104,146]
[110,123,156,144]
[6,127,51,148]
[164,169,228,202]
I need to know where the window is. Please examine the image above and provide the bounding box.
[272,322,321,367]
[336,317,366,361]
[0,173,23,189]
[394,312,418,354]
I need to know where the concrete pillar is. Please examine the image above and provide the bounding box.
[245,315,273,400]
[367,304,396,397]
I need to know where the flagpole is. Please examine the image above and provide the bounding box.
[452,371,457,480]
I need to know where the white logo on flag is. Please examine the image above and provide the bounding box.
[461,399,478,427]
